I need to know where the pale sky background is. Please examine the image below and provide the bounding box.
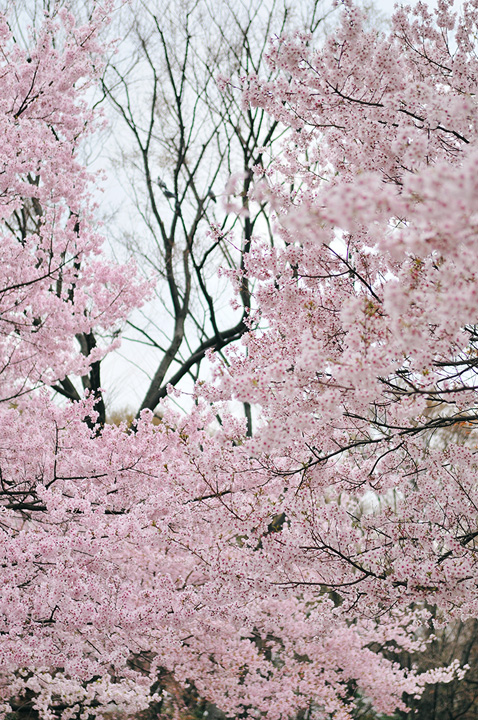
[378,0,426,11]
[377,0,438,12]
[370,0,462,23]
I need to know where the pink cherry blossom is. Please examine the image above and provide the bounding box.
[4,1,478,718]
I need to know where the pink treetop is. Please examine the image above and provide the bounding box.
[0,4,144,400]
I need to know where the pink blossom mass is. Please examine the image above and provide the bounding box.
[2,0,478,718]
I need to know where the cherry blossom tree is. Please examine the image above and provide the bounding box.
[199,0,478,711]
[5,0,478,719]
[219,0,478,619]
[0,3,154,714]
[0,0,145,415]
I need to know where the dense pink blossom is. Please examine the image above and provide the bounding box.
[3,1,478,718]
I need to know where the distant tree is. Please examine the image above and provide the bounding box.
[97,0,331,424]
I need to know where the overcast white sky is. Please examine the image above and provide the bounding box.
[375,0,437,12]
[374,0,463,17]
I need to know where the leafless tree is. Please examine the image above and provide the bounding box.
[95,0,333,426]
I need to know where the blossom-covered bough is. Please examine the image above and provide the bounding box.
[2,0,478,718]
[230,0,478,613]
